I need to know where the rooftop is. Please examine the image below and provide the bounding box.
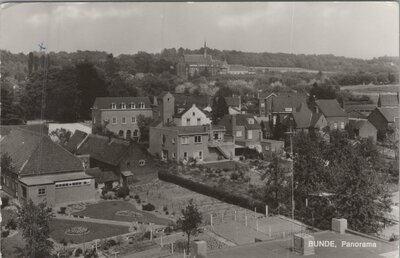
[19,172,93,186]
[376,107,399,123]
[92,97,151,109]
[0,127,84,177]
[272,93,308,113]
[219,114,261,130]
[315,99,347,117]
[378,94,399,107]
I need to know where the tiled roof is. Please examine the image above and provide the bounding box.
[92,97,151,109]
[64,130,88,153]
[378,94,399,107]
[315,99,347,117]
[344,104,376,113]
[219,114,261,130]
[272,93,307,113]
[75,134,131,166]
[310,112,324,127]
[85,168,119,183]
[377,107,398,123]
[347,110,367,119]
[174,94,211,108]
[292,103,313,129]
[0,128,84,176]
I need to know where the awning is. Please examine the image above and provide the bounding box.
[121,171,134,177]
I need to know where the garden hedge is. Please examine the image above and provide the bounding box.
[158,170,266,215]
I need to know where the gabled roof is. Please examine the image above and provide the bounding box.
[315,99,347,117]
[271,93,307,113]
[344,104,376,114]
[291,103,313,129]
[258,92,277,99]
[0,128,84,177]
[64,130,88,153]
[310,112,324,128]
[75,134,131,166]
[376,107,398,123]
[224,97,240,107]
[219,114,261,130]
[378,94,399,107]
[92,97,151,109]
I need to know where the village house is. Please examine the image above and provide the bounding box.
[350,120,378,143]
[378,93,399,107]
[65,131,150,187]
[282,103,328,132]
[91,96,152,139]
[260,139,285,159]
[148,124,235,162]
[173,104,212,126]
[0,127,96,206]
[218,114,262,151]
[368,107,399,141]
[315,99,349,130]
[176,42,228,78]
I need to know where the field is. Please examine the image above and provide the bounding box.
[341,84,399,93]
[49,219,129,244]
[72,200,172,225]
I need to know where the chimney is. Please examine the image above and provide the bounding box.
[332,218,347,234]
[293,233,315,256]
[191,240,207,258]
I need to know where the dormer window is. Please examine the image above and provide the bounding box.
[111,103,116,109]
[130,103,136,109]
[121,103,126,109]
[139,102,145,109]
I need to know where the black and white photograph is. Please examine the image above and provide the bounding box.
[0,1,399,257]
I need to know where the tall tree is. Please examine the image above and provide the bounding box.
[177,199,203,252]
[76,61,107,120]
[211,97,228,124]
[17,200,53,258]
[137,114,154,142]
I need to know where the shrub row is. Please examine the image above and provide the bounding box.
[158,170,266,214]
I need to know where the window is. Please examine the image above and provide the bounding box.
[121,103,126,109]
[172,153,176,158]
[194,135,202,143]
[186,118,191,124]
[133,130,139,137]
[261,103,265,108]
[112,117,117,124]
[214,132,222,140]
[139,102,145,109]
[126,161,131,167]
[265,145,270,151]
[111,103,116,109]
[126,130,132,138]
[183,152,188,160]
[340,122,345,129]
[284,107,293,112]
[181,137,188,144]
[236,131,242,137]
[197,118,201,125]
[130,103,136,109]
[118,130,124,137]
[38,188,46,196]
[172,137,175,144]
[247,130,253,139]
[198,151,203,160]
[22,186,27,198]
[122,117,126,124]
[139,160,146,166]
[132,116,137,123]
[192,112,196,116]
[333,122,338,129]
[162,135,166,145]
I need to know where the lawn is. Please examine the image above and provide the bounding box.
[73,201,172,225]
[1,231,25,257]
[49,219,129,244]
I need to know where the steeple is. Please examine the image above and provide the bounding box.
[203,40,207,58]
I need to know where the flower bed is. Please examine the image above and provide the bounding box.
[115,210,144,218]
[65,226,89,235]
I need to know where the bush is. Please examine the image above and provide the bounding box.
[1,230,9,238]
[116,186,130,199]
[134,194,140,200]
[107,239,117,247]
[1,196,9,209]
[6,219,17,230]
[163,206,168,212]
[104,191,116,200]
[59,207,67,214]
[75,248,83,257]
[230,172,239,180]
[142,231,151,240]
[60,238,68,246]
[142,203,155,211]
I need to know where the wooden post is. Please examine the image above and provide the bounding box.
[265,205,268,217]
[171,243,174,254]
[150,229,153,241]
[183,248,186,258]
[210,214,213,227]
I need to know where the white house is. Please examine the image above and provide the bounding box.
[173,104,212,126]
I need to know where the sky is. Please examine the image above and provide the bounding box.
[0,2,398,59]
